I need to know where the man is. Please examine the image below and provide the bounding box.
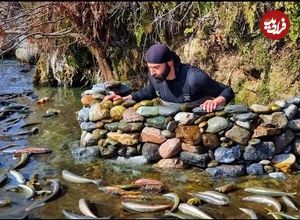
[105,43,234,113]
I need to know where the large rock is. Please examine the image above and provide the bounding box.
[72,146,100,163]
[206,116,229,133]
[158,106,180,117]
[81,95,96,106]
[107,132,139,145]
[174,112,197,125]
[136,106,159,117]
[175,125,201,145]
[224,105,249,114]
[214,145,241,163]
[146,116,169,130]
[154,158,184,169]
[243,142,275,161]
[142,143,161,162]
[110,105,126,121]
[272,153,296,173]
[140,127,166,144]
[118,120,144,132]
[205,165,245,177]
[159,138,182,159]
[283,104,298,120]
[274,129,295,154]
[259,112,288,129]
[252,126,281,138]
[246,163,264,175]
[292,138,300,157]
[225,126,251,145]
[181,143,204,153]
[123,107,144,122]
[80,121,104,132]
[249,104,271,113]
[202,133,220,148]
[80,131,97,147]
[287,119,300,131]
[77,107,90,122]
[89,103,110,121]
[180,151,209,168]
[115,155,148,165]
[233,112,257,122]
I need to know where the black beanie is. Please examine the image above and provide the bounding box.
[145,44,173,64]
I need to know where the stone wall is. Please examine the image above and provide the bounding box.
[76,81,300,178]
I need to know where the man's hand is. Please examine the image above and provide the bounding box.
[200,96,226,113]
[103,92,133,101]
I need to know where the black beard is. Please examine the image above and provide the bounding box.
[154,63,170,83]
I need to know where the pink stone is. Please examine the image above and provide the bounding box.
[140,127,166,144]
[159,138,182,159]
[123,107,144,123]
[81,95,96,106]
[153,158,184,169]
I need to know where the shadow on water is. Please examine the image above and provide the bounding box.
[1,59,300,219]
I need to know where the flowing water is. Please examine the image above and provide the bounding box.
[0,59,300,219]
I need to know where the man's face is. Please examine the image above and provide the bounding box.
[147,63,170,83]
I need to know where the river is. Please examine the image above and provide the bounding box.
[0,59,300,219]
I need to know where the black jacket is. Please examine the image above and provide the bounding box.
[132,54,234,104]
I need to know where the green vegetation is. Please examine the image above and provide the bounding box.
[2,2,299,104]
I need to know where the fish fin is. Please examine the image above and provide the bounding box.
[93,179,103,186]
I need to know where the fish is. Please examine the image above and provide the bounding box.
[3,147,52,155]
[0,144,21,151]
[244,187,296,197]
[18,184,35,199]
[265,208,284,219]
[178,203,214,219]
[239,208,258,219]
[162,192,181,212]
[10,170,25,184]
[25,178,61,212]
[113,183,141,190]
[98,186,140,196]
[164,210,198,219]
[14,127,39,136]
[121,201,171,213]
[200,191,230,201]
[62,170,102,186]
[79,198,98,218]
[281,195,298,210]
[215,182,237,193]
[242,195,281,212]
[20,122,42,128]
[62,170,103,186]
[134,178,164,186]
[35,189,52,195]
[0,173,8,187]
[267,210,300,220]
[194,192,229,206]
[187,197,201,206]
[62,209,111,219]
[12,152,29,170]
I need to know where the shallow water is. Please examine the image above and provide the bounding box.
[0,59,300,219]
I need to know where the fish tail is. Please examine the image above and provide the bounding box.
[289,192,297,197]
[93,179,103,186]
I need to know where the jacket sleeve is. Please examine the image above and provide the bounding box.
[190,70,235,104]
[131,77,157,102]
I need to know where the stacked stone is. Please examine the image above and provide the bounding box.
[76,82,300,178]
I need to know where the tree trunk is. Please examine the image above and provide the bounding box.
[89,43,114,82]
